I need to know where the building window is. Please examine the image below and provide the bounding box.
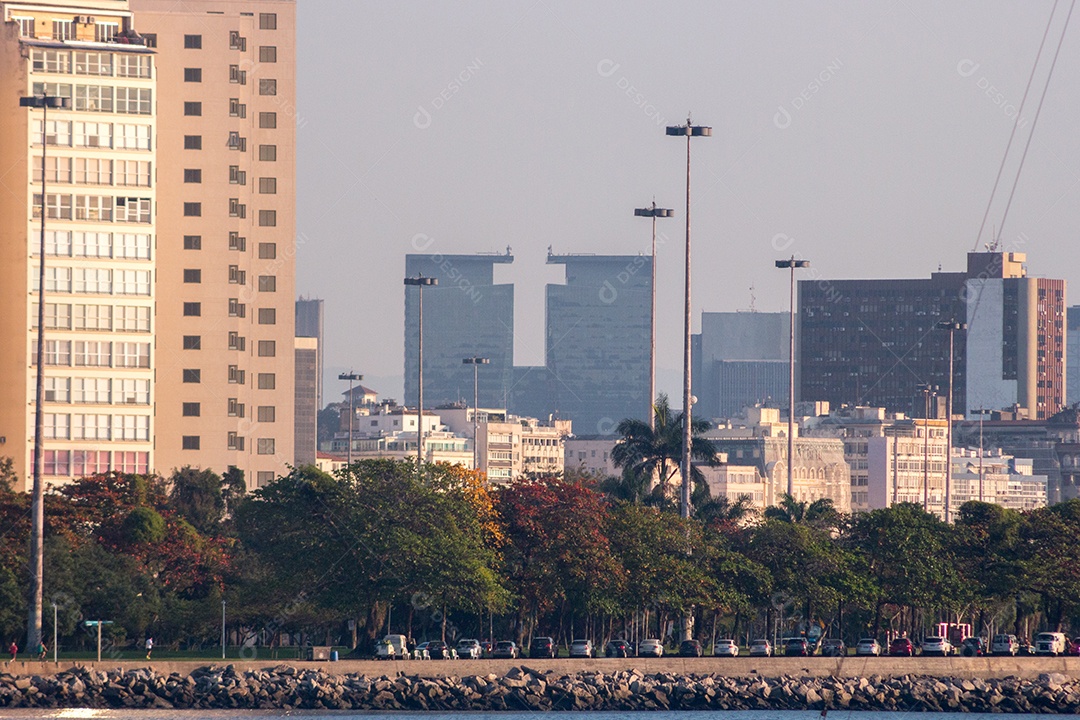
[258,275,277,292]
[228,265,246,285]
[259,13,277,29]
[182,436,201,450]
[184,68,202,82]
[228,332,246,351]
[94,22,119,42]
[183,269,202,283]
[182,402,201,417]
[258,210,276,226]
[229,98,246,117]
[228,298,246,318]
[184,169,202,183]
[116,55,151,79]
[184,135,202,150]
[258,177,277,194]
[115,87,152,115]
[257,438,276,455]
[142,33,157,48]
[258,243,277,259]
[184,101,202,116]
[257,373,275,390]
[183,235,202,250]
[184,34,202,49]
[256,471,275,486]
[228,367,246,385]
[228,432,245,450]
[183,202,201,217]
[259,144,276,161]
[182,335,201,350]
[257,406,276,423]
[258,307,276,324]
[183,302,201,316]
[259,112,277,128]
[228,232,247,251]
[52,20,75,41]
[257,340,276,357]
[258,79,277,96]
[182,369,201,383]
[229,198,246,218]
[229,65,246,84]
[228,398,245,416]
[14,16,34,37]
[259,46,277,63]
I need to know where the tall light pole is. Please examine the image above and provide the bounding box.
[405,276,437,474]
[918,383,938,513]
[971,408,993,502]
[22,92,70,652]
[221,600,226,659]
[338,372,363,467]
[463,357,489,470]
[775,256,810,498]
[666,117,711,521]
[936,320,966,522]
[634,202,673,430]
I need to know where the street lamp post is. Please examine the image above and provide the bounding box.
[936,320,967,523]
[338,372,362,467]
[22,92,70,653]
[775,257,810,498]
[405,276,437,474]
[634,202,673,430]
[971,408,994,502]
[463,357,490,470]
[666,117,711,522]
[221,600,226,660]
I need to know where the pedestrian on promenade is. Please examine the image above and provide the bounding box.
[145,637,153,660]
[35,641,46,661]
[7,641,16,663]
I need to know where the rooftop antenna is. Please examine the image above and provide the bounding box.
[749,283,757,312]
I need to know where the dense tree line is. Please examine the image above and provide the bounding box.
[3,453,1080,654]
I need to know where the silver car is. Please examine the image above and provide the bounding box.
[855,638,881,656]
[991,634,1018,656]
[712,639,739,657]
[456,638,482,659]
[569,639,594,658]
[637,638,663,657]
[920,636,952,656]
[748,639,772,657]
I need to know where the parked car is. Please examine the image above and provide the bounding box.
[855,638,881,656]
[414,641,433,660]
[604,639,631,658]
[889,638,915,657]
[491,641,519,659]
[920,636,952,657]
[748,639,773,657]
[1035,632,1067,656]
[638,639,664,658]
[1018,639,1036,656]
[679,640,703,657]
[426,641,457,660]
[569,639,594,658]
[529,637,557,659]
[456,639,482,659]
[785,638,810,657]
[960,637,986,657]
[820,638,846,657]
[991,634,1019,656]
[712,639,739,657]
[376,634,411,660]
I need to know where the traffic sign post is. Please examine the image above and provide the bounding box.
[84,620,113,662]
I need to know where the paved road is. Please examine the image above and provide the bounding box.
[8,655,1080,680]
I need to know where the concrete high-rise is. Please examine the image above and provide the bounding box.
[0,0,157,491]
[543,252,651,435]
[131,0,296,489]
[404,252,515,409]
[799,251,1065,420]
[692,311,790,420]
[295,296,323,408]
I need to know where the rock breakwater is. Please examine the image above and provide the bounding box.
[3,664,1080,712]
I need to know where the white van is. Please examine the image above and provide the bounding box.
[1035,631,1067,656]
[376,634,411,660]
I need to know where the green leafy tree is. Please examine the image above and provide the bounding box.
[764,494,841,531]
[168,467,228,535]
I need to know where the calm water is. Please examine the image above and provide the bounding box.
[0,712,1030,719]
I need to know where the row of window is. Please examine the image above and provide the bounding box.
[44,413,150,441]
[181,332,276,356]
[36,450,148,477]
[180,402,276,422]
[35,156,151,188]
[33,119,151,150]
[44,376,150,405]
[182,202,276,226]
[33,340,150,368]
[31,82,152,115]
[36,267,151,296]
[182,435,275,454]
[183,368,276,389]
[14,17,120,43]
[35,231,151,259]
[31,49,152,79]
[33,303,151,333]
[34,194,151,224]
[183,136,277,161]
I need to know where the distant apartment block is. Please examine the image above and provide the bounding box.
[0,0,157,490]
[693,311,790,420]
[293,335,316,465]
[295,296,323,408]
[131,0,297,489]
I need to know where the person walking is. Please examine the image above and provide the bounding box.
[35,640,46,661]
[7,641,16,664]
[145,637,153,660]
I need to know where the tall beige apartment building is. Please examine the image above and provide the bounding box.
[131,0,296,489]
[0,0,157,492]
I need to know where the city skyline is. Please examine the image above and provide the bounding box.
[297,1,1080,405]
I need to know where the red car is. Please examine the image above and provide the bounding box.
[889,638,915,657]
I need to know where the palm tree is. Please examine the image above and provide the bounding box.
[764,493,840,530]
[695,493,757,528]
[611,394,719,506]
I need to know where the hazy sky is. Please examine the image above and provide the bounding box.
[294,0,1079,405]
